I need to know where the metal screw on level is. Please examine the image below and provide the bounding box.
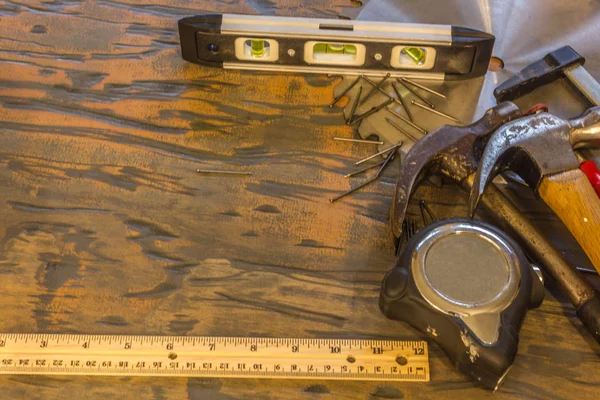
[287,49,296,57]
[374,53,383,61]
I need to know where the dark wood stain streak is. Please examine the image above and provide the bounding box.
[215,291,349,327]
[8,201,111,213]
[0,0,599,399]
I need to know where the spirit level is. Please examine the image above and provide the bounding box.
[0,334,429,381]
[178,14,494,80]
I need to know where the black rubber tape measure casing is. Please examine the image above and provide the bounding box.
[380,218,544,390]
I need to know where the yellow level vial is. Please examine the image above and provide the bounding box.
[0,334,429,381]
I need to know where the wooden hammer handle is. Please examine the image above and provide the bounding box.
[539,168,600,274]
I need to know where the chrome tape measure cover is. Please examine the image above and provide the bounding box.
[380,218,544,390]
[412,221,521,344]
[178,14,494,79]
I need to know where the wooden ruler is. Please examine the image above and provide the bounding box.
[0,334,429,381]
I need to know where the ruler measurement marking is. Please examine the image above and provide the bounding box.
[0,335,428,381]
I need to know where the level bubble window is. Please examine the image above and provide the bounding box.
[234,38,279,62]
[246,40,270,58]
[304,41,366,66]
[391,46,437,70]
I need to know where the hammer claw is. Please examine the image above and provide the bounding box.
[391,102,521,237]
[469,108,600,274]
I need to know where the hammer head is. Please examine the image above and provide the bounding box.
[494,46,585,103]
[467,111,600,218]
[391,102,521,238]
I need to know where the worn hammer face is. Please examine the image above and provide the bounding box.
[391,102,521,238]
[467,111,600,217]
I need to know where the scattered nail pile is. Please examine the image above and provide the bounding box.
[330,75,456,202]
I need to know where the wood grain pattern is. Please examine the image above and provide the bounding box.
[539,169,600,275]
[0,0,599,399]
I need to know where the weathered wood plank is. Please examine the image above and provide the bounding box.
[0,1,598,399]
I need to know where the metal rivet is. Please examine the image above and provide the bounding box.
[374,53,382,61]
[287,49,296,57]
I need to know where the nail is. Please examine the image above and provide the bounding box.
[346,85,362,125]
[411,101,460,123]
[396,79,435,108]
[419,200,437,225]
[400,77,447,99]
[355,141,403,165]
[196,169,253,175]
[391,82,413,122]
[330,149,397,202]
[385,117,420,143]
[334,137,384,145]
[344,160,386,178]
[329,76,361,107]
[350,98,394,125]
[361,75,403,106]
[359,73,391,106]
[385,108,427,134]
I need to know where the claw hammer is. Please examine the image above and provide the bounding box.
[494,46,600,194]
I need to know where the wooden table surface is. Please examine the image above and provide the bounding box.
[1,1,599,399]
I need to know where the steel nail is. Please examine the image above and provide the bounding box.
[385,107,427,135]
[419,200,437,225]
[329,76,361,107]
[330,149,397,202]
[359,73,391,106]
[350,98,394,125]
[385,117,420,143]
[355,141,403,165]
[346,85,363,125]
[400,77,447,99]
[391,82,413,122]
[396,79,436,108]
[334,137,384,145]
[361,75,403,106]
[197,169,253,175]
[344,160,386,178]
[411,101,460,123]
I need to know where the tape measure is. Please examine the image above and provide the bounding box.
[0,334,429,381]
